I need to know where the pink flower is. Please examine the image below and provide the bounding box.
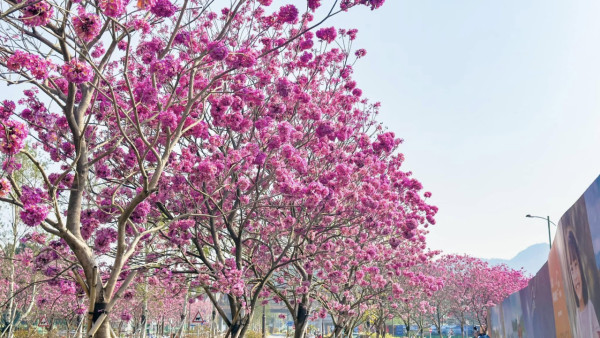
[361,0,385,10]
[316,27,337,43]
[100,0,125,17]
[151,0,178,17]
[123,289,135,300]
[372,132,397,154]
[207,41,229,61]
[196,160,218,180]
[275,78,292,97]
[158,110,178,130]
[226,49,258,68]
[0,120,28,155]
[347,28,358,40]
[94,227,117,253]
[6,50,52,80]
[20,204,49,226]
[72,11,102,42]
[130,201,151,223]
[20,186,47,206]
[277,5,298,24]
[61,59,93,84]
[0,178,11,198]
[308,0,321,11]
[0,100,15,121]
[21,0,53,26]
[120,311,132,321]
[253,152,266,165]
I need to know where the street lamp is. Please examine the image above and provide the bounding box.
[525,214,556,249]
[262,303,266,338]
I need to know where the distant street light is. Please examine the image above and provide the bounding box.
[525,214,556,249]
[262,303,266,338]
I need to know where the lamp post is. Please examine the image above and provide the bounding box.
[262,303,266,338]
[525,214,556,249]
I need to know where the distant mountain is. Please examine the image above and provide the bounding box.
[484,243,549,276]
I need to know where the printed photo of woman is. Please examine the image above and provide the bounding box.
[566,228,600,337]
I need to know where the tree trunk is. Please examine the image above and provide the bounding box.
[5,207,18,338]
[176,281,191,337]
[293,302,309,338]
[76,315,84,338]
[140,274,148,338]
[210,303,217,338]
[332,324,343,338]
[231,314,253,338]
[95,319,112,338]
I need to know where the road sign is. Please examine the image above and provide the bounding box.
[287,321,293,327]
[192,312,203,324]
[39,316,49,327]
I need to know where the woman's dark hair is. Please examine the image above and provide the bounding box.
[567,229,588,307]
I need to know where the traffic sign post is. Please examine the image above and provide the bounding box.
[39,316,49,328]
[192,311,204,324]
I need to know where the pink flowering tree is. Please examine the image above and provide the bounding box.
[423,255,453,336]
[0,0,390,337]
[439,255,481,334]
[366,257,443,338]
[467,262,528,327]
[257,138,436,338]
[311,232,436,338]
[164,84,436,337]
[108,272,198,337]
[441,255,529,334]
[0,243,87,337]
[0,248,40,337]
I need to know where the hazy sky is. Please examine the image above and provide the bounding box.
[328,0,600,259]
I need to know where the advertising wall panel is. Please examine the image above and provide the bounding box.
[489,175,600,337]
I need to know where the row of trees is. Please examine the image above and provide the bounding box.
[353,255,529,337]
[0,245,212,337]
[0,0,527,337]
[1,236,527,338]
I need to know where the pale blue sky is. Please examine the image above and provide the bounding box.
[3,0,600,260]
[331,0,600,258]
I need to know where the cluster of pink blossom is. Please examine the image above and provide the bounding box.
[6,50,53,80]
[277,4,299,24]
[94,227,118,253]
[61,58,93,83]
[18,186,49,226]
[99,0,125,17]
[316,27,337,43]
[338,0,385,11]
[0,100,15,120]
[0,120,28,155]
[72,9,102,42]
[150,0,178,17]
[0,177,10,197]
[308,0,321,11]
[20,204,50,226]
[20,0,53,26]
